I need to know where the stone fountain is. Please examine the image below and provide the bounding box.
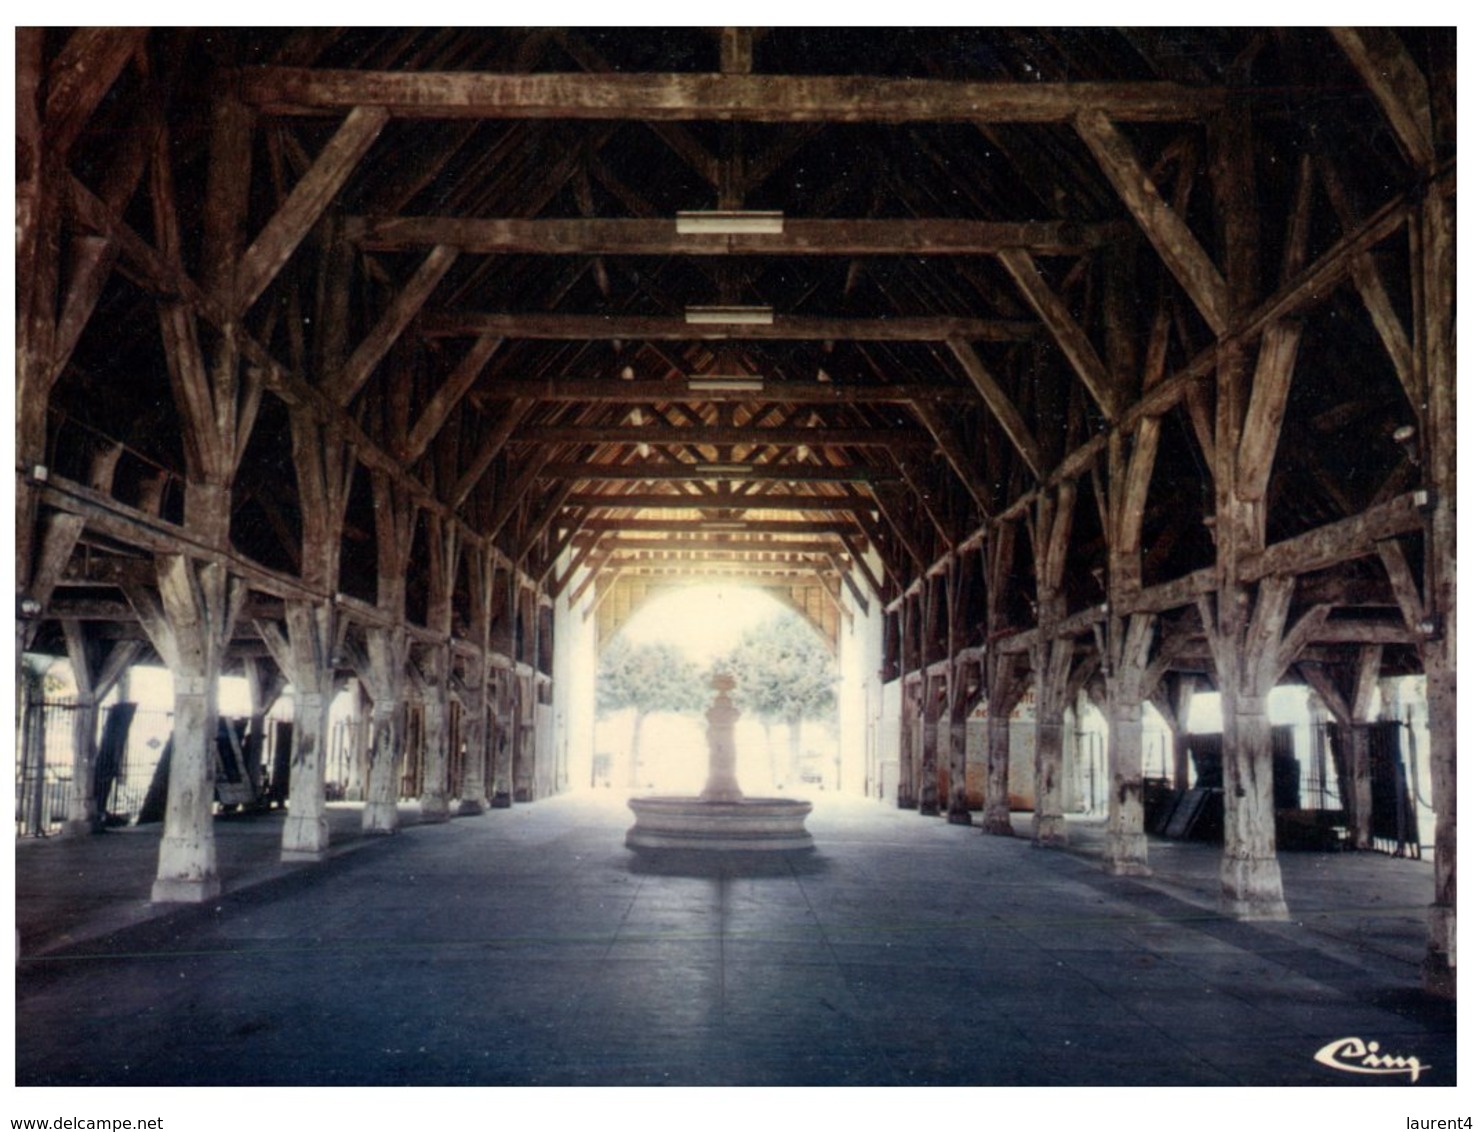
[625,673,813,852]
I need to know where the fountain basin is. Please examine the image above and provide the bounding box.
[626,797,814,851]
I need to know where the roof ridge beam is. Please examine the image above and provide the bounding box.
[349,216,1120,256]
[421,312,1034,342]
[238,68,1224,123]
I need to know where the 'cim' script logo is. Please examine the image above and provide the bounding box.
[1313,1037,1430,1082]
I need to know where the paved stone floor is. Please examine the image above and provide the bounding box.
[14,792,1456,1089]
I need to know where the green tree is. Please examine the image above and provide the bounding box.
[596,636,705,787]
[720,614,837,786]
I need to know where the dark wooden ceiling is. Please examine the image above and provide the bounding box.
[20,26,1454,664]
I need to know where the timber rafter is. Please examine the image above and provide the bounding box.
[21,27,1450,727]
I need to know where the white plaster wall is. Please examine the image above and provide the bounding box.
[837,563,884,798]
[878,676,902,804]
[552,577,597,792]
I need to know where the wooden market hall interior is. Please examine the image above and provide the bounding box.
[14,27,1457,1088]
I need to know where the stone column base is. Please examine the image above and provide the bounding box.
[362,802,399,834]
[419,795,451,823]
[281,847,329,864]
[151,875,221,904]
[280,815,329,862]
[61,818,101,838]
[491,792,512,809]
[946,806,973,826]
[982,814,1015,836]
[1422,953,1456,997]
[1220,856,1289,920]
[1422,903,1456,997]
[1104,831,1151,876]
[454,798,488,817]
[1031,814,1066,847]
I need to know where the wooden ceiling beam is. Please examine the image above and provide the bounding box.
[996,248,1119,419]
[350,216,1119,256]
[1074,109,1230,335]
[581,518,858,536]
[563,491,876,512]
[909,400,996,516]
[59,173,516,573]
[945,338,1046,478]
[472,377,975,405]
[596,536,847,556]
[1329,28,1435,171]
[402,333,505,465]
[422,312,1033,342]
[234,105,389,314]
[604,567,837,587]
[537,462,897,484]
[45,28,149,157]
[450,397,532,509]
[550,29,723,187]
[329,244,458,406]
[238,68,1224,122]
[512,424,930,448]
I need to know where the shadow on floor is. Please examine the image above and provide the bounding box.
[626,847,831,878]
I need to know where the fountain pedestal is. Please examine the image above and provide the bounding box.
[626,674,813,852]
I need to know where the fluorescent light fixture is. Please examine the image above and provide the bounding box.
[694,463,753,476]
[676,210,785,235]
[699,520,749,531]
[687,375,765,393]
[685,305,774,325]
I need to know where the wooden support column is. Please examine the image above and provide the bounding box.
[1301,650,1380,850]
[151,87,264,557]
[919,672,946,817]
[1418,169,1456,997]
[511,587,539,802]
[125,556,247,903]
[981,651,1023,837]
[410,644,452,822]
[1199,578,1298,921]
[263,408,354,859]
[897,677,919,809]
[490,569,516,808]
[241,657,286,802]
[1030,482,1075,847]
[514,678,536,803]
[917,578,944,816]
[257,601,342,860]
[896,595,919,809]
[1101,613,1155,875]
[121,87,260,891]
[356,469,417,832]
[945,560,974,825]
[1200,95,1292,921]
[16,29,60,643]
[455,545,495,815]
[346,678,371,801]
[60,622,142,836]
[1149,673,1196,791]
[979,523,1022,837]
[413,511,460,822]
[945,659,973,826]
[358,626,408,833]
[1030,634,1074,848]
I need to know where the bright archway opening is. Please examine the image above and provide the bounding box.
[586,583,840,799]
